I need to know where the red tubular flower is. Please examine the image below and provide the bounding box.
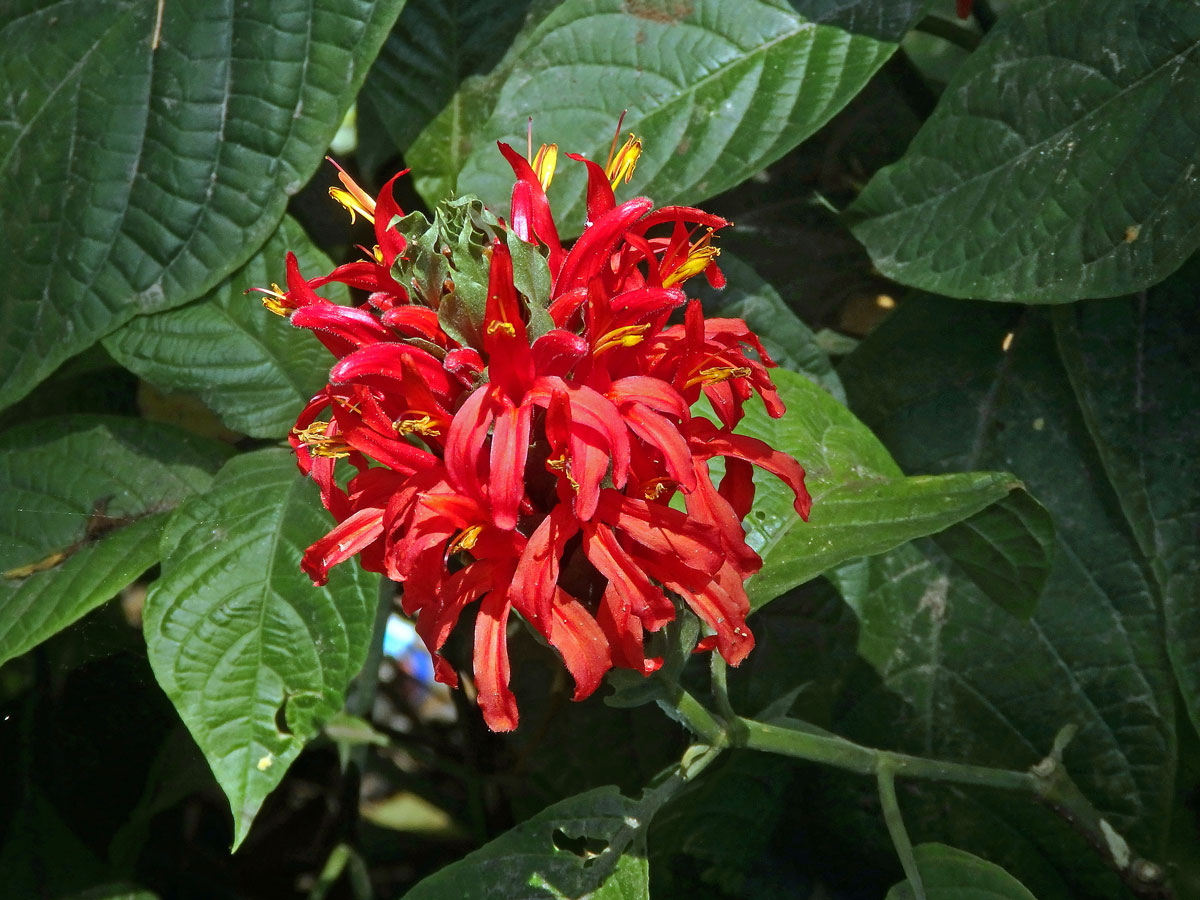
[263,138,811,731]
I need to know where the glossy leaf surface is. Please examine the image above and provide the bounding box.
[0,0,406,410]
[0,416,230,667]
[849,0,1200,301]
[103,216,347,438]
[144,449,379,848]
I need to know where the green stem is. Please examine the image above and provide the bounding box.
[878,762,926,900]
[736,717,1037,793]
[914,14,982,51]
[664,689,727,747]
[709,653,736,723]
[733,716,1171,899]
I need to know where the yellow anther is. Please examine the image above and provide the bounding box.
[663,229,719,287]
[594,323,650,355]
[546,454,580,492]
[531,143,559,191]
[486,321,517,337]
[448,525,483,555]
[327,161,377,225]
[605,133,642,188]
[292,421,351,458]
[329,187,376,226]
[395,415,441,437]
[642,478,674,501]
[257,282,290,317]
[684,365,752,389]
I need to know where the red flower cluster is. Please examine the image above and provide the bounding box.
[258,137,811,731]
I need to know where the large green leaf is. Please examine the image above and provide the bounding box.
[837,298,1177,890]
[0,0,407,411]
[103,216,346,438]
[408,0,900,230]
[0,416,230,667]
[356,0,545,173]
[401,781,678,900]
[737,368,1026,609]
[886,843,1038,900]
[143,449,379,849]
[848,0,1200,301]
[1051,262,1200,737]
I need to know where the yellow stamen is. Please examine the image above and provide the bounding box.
[642,478,674,501]
[594,323,650,355]
[256,282,290,317]
[486,321,517,337]
[292,421,351,458]
[605,133,642,188]
[329,187,376,226]
[448,525,483,554]
[684,365,752,389]
[395,414,441,437]
[326,160,377,225]
[546,454,580,492]
[531,143,559,191]
[663,229,719,287]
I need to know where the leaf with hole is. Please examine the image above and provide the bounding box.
[401,781,680,900]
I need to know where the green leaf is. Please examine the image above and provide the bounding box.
[929,490,1055,620]
[1051,259,1200,737]
[102,216,346,438]
[837,298,1177,880]
[886,844,1038,900]
[356,0,545,172]
[695,252,845,403]
[0,0,407,411]
[401,781,677,900]
[848,0,1200,302]
[0,416,230,667]
[143,449,380,849]
[738,368,1025,609]
[410,0,900,230]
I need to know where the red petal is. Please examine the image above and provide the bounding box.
[546,587,612,700]
[564,152,617,222]
[689,421,811,521]
[621,402,697,492]
[444,386,494,504]
[554,197,653,295]
[301,507,385,586]
[474,589,519,732]
[583,523,674,628]
[511,504,579,623]
[489,400,533,530]
[291,304,393,348]
[607,376,690,420]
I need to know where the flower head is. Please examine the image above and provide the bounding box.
[262,136,811,731]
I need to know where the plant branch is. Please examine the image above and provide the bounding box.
[731,716,1172,899]
[878,761,926,900]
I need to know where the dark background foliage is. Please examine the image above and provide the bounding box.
[1,0,1197,898]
